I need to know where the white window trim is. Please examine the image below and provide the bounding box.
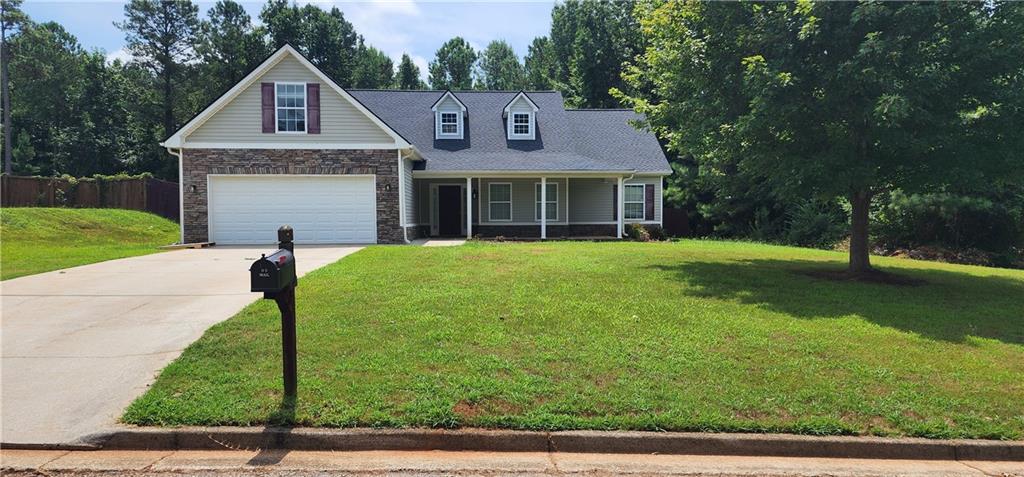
[534,181,558,222]
[624,183,645,221]
[274,82,308,134]
[488,182,513,222]
[437,111,462,139]
[507,111,534,140]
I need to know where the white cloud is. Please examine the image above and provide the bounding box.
[105,47,131,65]
[411,54,430,84]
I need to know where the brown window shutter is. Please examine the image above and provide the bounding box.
[645,184,655,220]
[612,185,617,220]
[261,83,275,133]
[306,83,320,134]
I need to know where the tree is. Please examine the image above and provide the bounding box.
[549,0,641,107]
[260,0,300,48]
[116,0,199,140]
[523,36,556,90]
[260,1,358,86]
[1,0,26,174]
[9,21,86,175]
[396,53,424,90]
[477,40,524,90]
[351,42,394,89]
[197,0,268,102]
[428,37,476,90]
[619,1,1024,274]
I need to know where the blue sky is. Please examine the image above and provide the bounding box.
[21,0,557,81]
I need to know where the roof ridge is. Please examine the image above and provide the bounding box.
[565,108,635,111]
[348,89,563,93]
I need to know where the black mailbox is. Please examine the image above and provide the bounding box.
[250,248,296,293]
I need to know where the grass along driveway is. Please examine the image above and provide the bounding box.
[0,208,179,280]
[123,241,1024,439]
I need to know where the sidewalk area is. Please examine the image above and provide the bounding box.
[2,449,1022,476]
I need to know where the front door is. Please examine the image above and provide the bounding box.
[438,185,462,237]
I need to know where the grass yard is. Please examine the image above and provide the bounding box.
[123,241,1024,439]
[0,208,179,280]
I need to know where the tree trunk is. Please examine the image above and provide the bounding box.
[848,190,873,274]
[2,26,12,175]
[163,69,173,139]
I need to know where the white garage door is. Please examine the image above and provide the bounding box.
[209,175,376,244]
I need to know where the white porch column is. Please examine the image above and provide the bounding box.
[616,176,624,238]
[466,177,473,239]
[540,176,547,239]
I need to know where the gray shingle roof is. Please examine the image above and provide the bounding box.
[347,90,671,174]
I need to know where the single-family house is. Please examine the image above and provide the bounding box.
[161,45,671,244]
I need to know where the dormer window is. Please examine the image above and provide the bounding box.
[503,91,539,141]
[440,112,459,135]
[511,112,532,137]
[431,90,467,140]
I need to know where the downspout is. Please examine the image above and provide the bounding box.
[166,147,184,244]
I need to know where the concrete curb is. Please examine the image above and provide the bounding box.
[6,427,1016,461]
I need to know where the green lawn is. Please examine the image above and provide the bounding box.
[123,241,1024,439]
[0,208,179,280]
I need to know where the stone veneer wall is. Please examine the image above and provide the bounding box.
[182,149,402,244]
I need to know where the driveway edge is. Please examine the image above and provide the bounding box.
[8,427,1018,461]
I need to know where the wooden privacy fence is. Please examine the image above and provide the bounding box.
[662,207,692,237]
[1,175,179,222]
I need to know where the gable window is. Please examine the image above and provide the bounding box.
[276,83,306,133]
[624,184,645,220]
[440,112,459,135]
[488,183,512,221]
[534,182,558,221]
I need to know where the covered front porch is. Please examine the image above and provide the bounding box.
[409,174,662,240]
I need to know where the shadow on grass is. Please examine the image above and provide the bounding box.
[648,258,1024,346]
[246,395,296,466]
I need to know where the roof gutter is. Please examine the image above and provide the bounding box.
[412,169,639,178]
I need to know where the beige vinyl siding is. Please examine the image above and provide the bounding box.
[402,158,416,225]
[185,56,394,144]
[479,178,567,224]
[567,177,662,223]
[568,178,614,223]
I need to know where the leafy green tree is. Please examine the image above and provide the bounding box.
[523,36,556,90]
[260,0,298,47]
[396,53,424,90]
[428,37,476,90]
[9,21,86,175]
[197,0,268,103]
[550,0,640,107]
[619,1,1024,274]
[260,1,359,86]
[477,40,524,90]
[1,0,26,173]
[116,0,199,139]
[351,42,394,89]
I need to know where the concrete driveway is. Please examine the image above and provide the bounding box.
[1,245,361,446]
